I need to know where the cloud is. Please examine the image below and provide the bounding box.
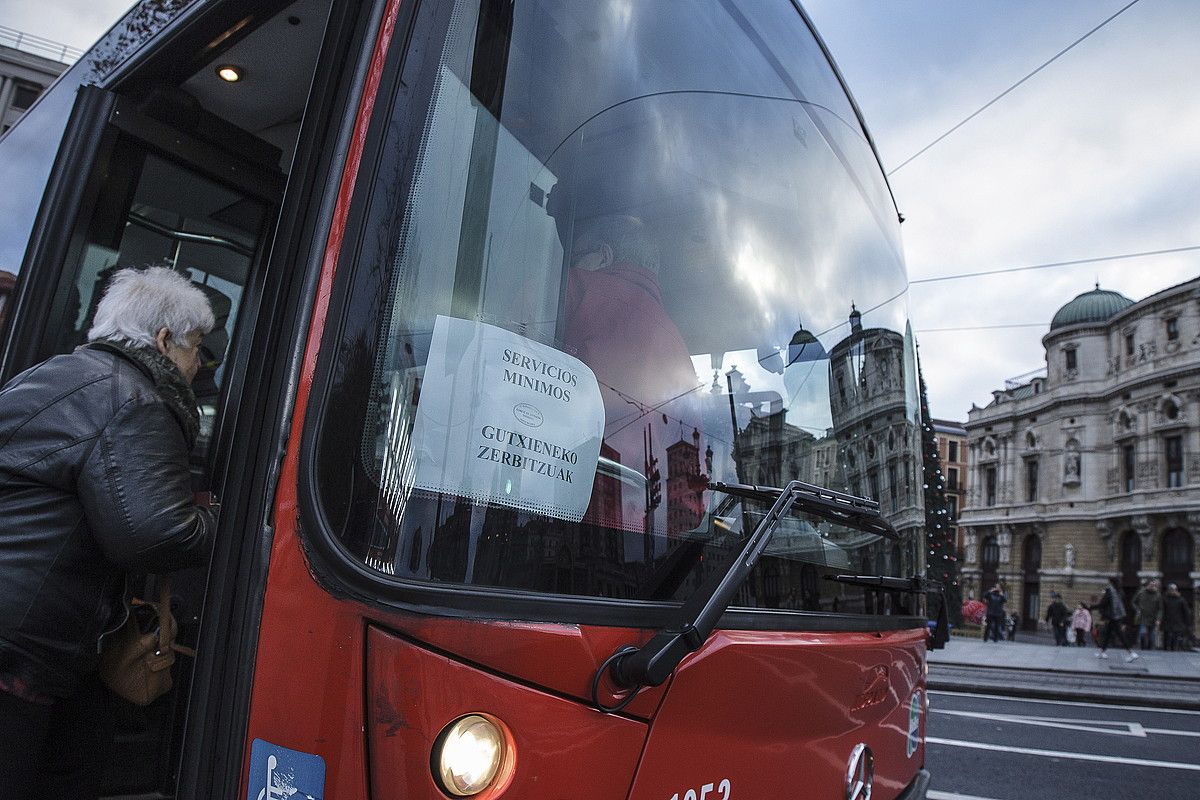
[806,0,1200,419]
[1,0,135,51]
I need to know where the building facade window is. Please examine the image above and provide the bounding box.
[948,440,959,462]
[1166,317,1179,341]
[948,467,959,491]
[985,466,997,506]
[981,535,1000,589]
[1165,435,1184,488]
[1123,444,1136,493]
[947,495,958,519]
[1125,333,1135,357]
[10,83,42,112]
[1065,348,1077,371]
[1025,457,1039,502]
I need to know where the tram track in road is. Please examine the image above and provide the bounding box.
[923,691,1200,800]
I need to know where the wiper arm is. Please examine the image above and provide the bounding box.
[712,481,899,541]
[593,480,898,710]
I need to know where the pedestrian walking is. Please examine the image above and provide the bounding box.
[982,584,1007,643]
[1046,592,1070,646]
[1091,577,1138,661]
[1162,583,1194,652]
[1132,579,1163,650]
[1071,602,1091,647]
[0,267,219,800]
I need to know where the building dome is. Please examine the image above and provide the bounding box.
[1049,286,1134,330]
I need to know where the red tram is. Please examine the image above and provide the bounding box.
[0,1,937,797]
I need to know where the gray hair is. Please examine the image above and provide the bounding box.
[87,267,215,347]
[575,214,660,274]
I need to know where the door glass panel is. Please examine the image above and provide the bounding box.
[54,141,266,459]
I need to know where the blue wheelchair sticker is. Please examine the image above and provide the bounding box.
[247,738,326,800]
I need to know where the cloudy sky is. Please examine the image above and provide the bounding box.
[804,0,1200,419]
[3,0,1198,421]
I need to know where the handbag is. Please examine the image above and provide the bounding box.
[99,579,195,706]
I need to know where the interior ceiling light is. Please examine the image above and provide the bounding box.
[216,65,244,83]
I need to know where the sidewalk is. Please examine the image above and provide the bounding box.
[927,635,1200,708]
[929,636,1200,680]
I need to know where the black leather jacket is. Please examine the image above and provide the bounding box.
[0,345,214,697]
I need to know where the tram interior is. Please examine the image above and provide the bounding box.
[45,0,332,794]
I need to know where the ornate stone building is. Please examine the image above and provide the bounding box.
[0,27,73,135]
[959,280,1200,629]
[828,307,924,576]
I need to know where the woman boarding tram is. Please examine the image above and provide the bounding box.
[0,0,935,798]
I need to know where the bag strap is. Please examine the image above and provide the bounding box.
[130,577,197,658]
[155,578,172,656]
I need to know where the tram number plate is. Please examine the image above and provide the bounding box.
[670,779,731,800]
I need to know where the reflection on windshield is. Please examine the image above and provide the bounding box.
[316,0,925,616]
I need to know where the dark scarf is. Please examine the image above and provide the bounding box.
[88,339,201,448]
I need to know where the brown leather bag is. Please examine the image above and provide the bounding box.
[99,580,194,706]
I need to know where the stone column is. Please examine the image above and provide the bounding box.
[999,436,1010,504]
[998,524,1013,564]
[1187,513,1200,572]
[1133,514,1155,562]
[1096,519,1115,562]
[0,78,14,126]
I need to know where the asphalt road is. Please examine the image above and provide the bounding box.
[923,689,1200,800]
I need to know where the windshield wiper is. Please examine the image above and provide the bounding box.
[711,481,899,541]
[592,480,899,712]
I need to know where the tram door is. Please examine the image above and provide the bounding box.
[0,1,337,794]
[12,92,281,796]
[78,119,278,798]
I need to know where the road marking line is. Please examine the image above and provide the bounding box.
[1145,727,1200,737]
[925,736,1200,771]
[928,689,1200,716]
[931,708,1148,737]
[928,792,1004,800]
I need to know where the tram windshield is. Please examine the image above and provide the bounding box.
[315,0,924,614]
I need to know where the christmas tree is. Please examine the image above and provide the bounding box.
[918,352,962,626]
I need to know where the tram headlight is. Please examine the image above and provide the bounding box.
[433,714,508,796]
[215,64,244,82]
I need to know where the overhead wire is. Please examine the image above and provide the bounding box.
[908,244,1200,285]
[916,323,1045,333]
[887,0,1144,175]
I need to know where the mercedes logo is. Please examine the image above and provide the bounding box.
[845,742,874,800]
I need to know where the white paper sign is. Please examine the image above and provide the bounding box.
[408,315,604,521]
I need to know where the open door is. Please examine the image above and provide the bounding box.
[0,1,343,795]
[7,83,285,800]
